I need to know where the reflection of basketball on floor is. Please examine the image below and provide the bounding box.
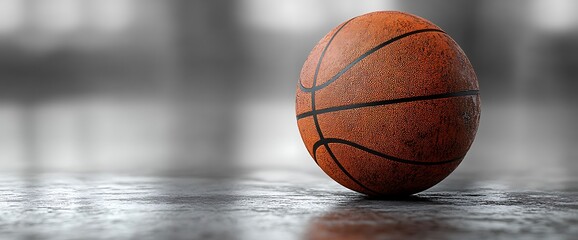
[296,11,480,196]
[305,206,447,240]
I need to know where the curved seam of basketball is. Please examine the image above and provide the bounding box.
[297,90,479,120]
[310,18,380,195]
[310,18,354,159]
[313,138,465,165]
[299,28,445,92]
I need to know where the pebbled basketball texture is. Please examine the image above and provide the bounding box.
[295,11,480,196]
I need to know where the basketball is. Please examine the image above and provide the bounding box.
[295,11,480,196]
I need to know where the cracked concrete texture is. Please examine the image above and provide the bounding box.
[0,172,576,240]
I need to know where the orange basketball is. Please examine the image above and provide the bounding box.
[296,11,480,196]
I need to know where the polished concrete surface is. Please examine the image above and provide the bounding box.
[1,170,577,240]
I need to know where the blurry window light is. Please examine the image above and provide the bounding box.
[530,0,578,33]
[34,0,85,33]
[29,0,134,34]
[239,0,398,32]
[240,0,326,32]
[0,0,24,35]
[86,0,134,33]
[330,1,397,18]
[7,0,136,51]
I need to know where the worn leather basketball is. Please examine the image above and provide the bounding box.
[296,11,480,196]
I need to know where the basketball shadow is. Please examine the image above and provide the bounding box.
[362,194,435,202]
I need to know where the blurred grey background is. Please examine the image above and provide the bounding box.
[0,0,576,182]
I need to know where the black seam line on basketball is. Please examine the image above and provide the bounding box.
[313,138,465,165]
[308,18,380,195]
[311,17,355,161]
[297,90,479,120]
[313,143,381,195]
[299,28,446,92]
[328,145,381,195]
[299,18,355,94]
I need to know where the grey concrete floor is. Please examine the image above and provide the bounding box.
[0,170,577,240]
